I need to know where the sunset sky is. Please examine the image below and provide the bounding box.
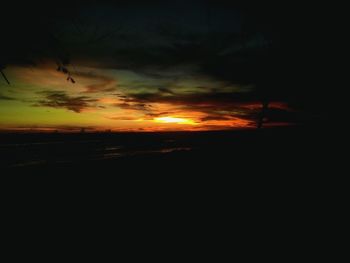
[0,1,304,132]
[0,62,266,132]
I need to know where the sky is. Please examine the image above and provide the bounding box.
[0,1,318,132]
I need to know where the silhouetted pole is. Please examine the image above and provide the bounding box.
[257,100,269,128]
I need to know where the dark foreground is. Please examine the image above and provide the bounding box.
[1,126,343,237]
[0,126,336,177]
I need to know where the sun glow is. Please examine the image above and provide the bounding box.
[154,116,197,125]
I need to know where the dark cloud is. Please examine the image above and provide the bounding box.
[1,1,326,128]
[75,71,117,93]
[158,87,175,95]
[115,88,301,125]
[200,115,232,122]
[0,93,15,100]
[84,83,116,93]
[122,90,257,106]
[145,111,173,118]
[115,93,128,99]
[107,116,139,121]
[114,102,152,112]
[36,91,97,113]
[115,89,257,122]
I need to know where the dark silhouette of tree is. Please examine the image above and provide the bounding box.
[0,2,124,85]
[239,6,275,128]
[156,4,276,128]
[0,2,80,85]
[0,65,10,85]
[257,100,269,129]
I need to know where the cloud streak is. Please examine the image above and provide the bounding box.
[36,91,97,113]
[75,71,117,93]
[0,93,15,100]
[111,88,299,126]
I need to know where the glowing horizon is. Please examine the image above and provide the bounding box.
[0,64,262,132]
[0,63,293,132]
[154,116,197,125]
[0,2,301,133]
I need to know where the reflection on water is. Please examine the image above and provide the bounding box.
[0,134,194,167]
[12,160,46,168]
[100,146,123,159]
[91,147,191,161]
[105,146,122,151]
[120,147,192,157]
[160,147,191,153]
